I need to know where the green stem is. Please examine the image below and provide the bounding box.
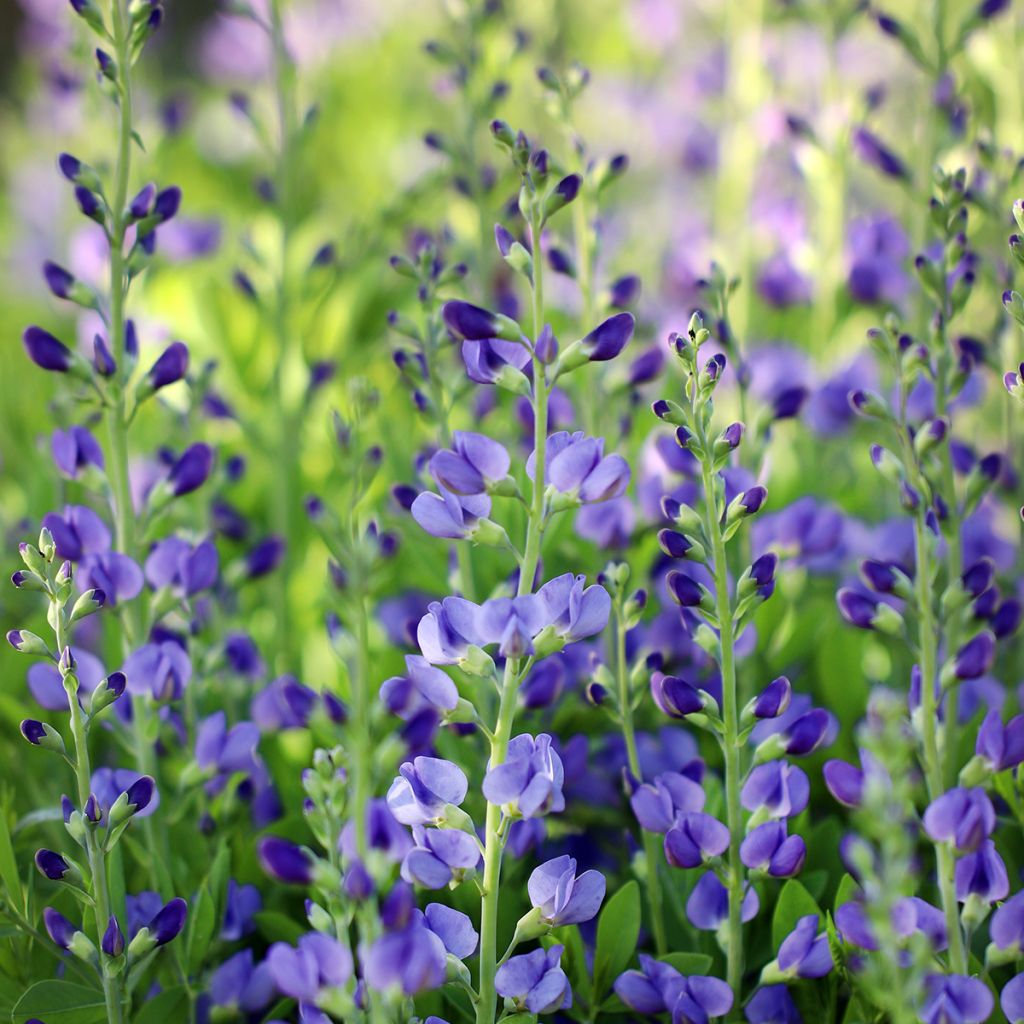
[268,0,299,670]
[59,620,123,1023]
[476,216,548,1024]
[614,608,667,955]
[911,514,967,974]
[351,592,372,860]
[699,459,745,999]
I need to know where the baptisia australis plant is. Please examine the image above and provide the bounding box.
[381,116,637,1024]
[11,530,186,1022]
[639,311,833,1007]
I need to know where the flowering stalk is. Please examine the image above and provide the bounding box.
[608,577,667,954]
[475,200,549,1024]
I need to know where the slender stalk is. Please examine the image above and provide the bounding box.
[351,590,371,860]
[699,459,745,998]
[58,620,123,1023]
[268,0,299,669]
[476,216,548,1024]
[911,515,967,974]
[613,606,667,954]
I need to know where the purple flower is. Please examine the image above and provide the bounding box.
[773,915,833,979]
[955,840,1009,903]
[221,879,261,941]
[536,573,612,642]
[923,787,995,852]
[686,871,759,932]
[144,537,218,597]
[78,551,144,605]
[363,915,447,995]
[664,812,730,868]
[531,432,630,503]
[1003,973,1024,1023]
[422,903,478,959]
[267,932,352,1003]
[495,945,571,1014]
[740,822,806,878]
[91,767,159,821]
[989,890,1024,954]
[243,536,284,579]
[251,675,318,730]
[411,487,492,540]
[920,974,993,1024]
[122,640,192,701]
[401,826,481,888]
[35,849,73,881]
[482,733,564,818]
[630,770,706,833]
[52,427,104,479]
[462,337,531,385]
[527,855,606,925]
[387,757,468,826]
[209,949,275,1012]
[614,955,733,1020]
[745,985,801,1023]
[42,505,110,562]
[429,432,510,495]
[741,762,809,820]
[379,655,458,718]
[195,712,260,777]
[835,897,946,953]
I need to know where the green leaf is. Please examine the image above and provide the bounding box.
[186,884,216,973]
[255,910,306,945]
[593,880,640,998]
[772,878,822,952]
[833,873,859,916]
[12,980,107,1023]
[497,1015,536,1024]
[659,952,713,975]
[0,806,23,913]
[132,985,189,1024]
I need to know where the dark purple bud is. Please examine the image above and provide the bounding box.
[102,916,125,957]
[245,536,285,579]
[74,186,102,221]
[20,720,48,745]
[42,261,76,299]
[93,335,116,377]
[149,898,187,945]
[837,589,878,630]
[259,836,315,885]
[666,570,703,607]
[609,275,641,309]
[129,183,156,219]
[739,486,767,515]
[753,677,792,719]
[782,709,831,756]
[993,599,1022,638]
[651,674,703,718]
[34,849,72,880]
[153,187,182,223]
[748,553,778,588]
[146,341,189,391]
[126,775,155,813]
[167,443,214,497]
[442,300,503,341]
[860,559,900,594]
[494,224,515,257]
[721,422,744,449]
[852,127,910,180]
[772,386,808,421]
[962,559,995,599]
[23,327,74,372]
[581,312,635,361]
[953,632,995,680]
[535,324,558,364]
[657,529,692,559]
[44,907,76,949]
[58,152,82,181]
[547,247,574,275]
